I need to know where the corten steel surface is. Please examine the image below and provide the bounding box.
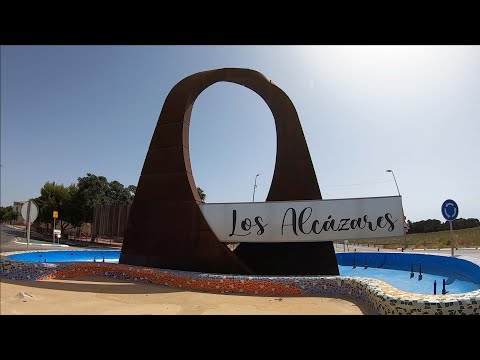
[120,68,339,275]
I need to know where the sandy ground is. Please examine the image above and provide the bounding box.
[0,276,371,315]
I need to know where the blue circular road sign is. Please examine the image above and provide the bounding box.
[441,199,458,221]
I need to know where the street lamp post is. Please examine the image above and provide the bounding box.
[386,169,406,250]
[252,174,260,202]
[386,169,400,196]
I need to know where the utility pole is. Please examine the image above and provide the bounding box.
[252,174,260,202]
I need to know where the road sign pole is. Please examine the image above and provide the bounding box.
[441,199,458,257]
[27,221,31,249]
[450,221,454,256]
[26,200,31,250]
[52,211,59,244]
[53,218,56,244]
[21,201,38,249]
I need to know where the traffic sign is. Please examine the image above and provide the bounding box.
[441,199,458,221]
[21,200,38,251]
[53,211,58,219]
[21,201,38,223]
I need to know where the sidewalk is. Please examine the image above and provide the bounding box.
[63,237,122,249]
[5,224,121,249]
[14,237,69,248]
[333,242,480,260]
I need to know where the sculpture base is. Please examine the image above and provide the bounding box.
[119,251,251,275]
[234,241,339,275]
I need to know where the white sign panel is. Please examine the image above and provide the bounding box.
[21,201,39,223]
[199,196,404,243]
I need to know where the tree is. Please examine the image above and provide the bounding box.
[63,184,85,240]
[197,187,206,203]
[452,218,480,230]
[75,173,135,224]
[34,181,72,232]
[0,206,9,222]
[408,218,480,233]
[75,173,136,241]
[0,205,19,224]
[3,210,19,224]
[127,185,136,197]
[76,174,111,221]
[107,180,134,205]
[32,175,136,240]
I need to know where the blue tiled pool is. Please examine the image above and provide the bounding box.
[6,250,480,295]
[339,265,478,294]
[7,250,120,263]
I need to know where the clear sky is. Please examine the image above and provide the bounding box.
[1,45,479,222]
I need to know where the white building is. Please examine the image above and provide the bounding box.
[13,200,28,223]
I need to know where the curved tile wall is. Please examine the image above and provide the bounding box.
[1,251,479,315]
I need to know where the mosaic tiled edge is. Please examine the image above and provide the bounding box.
[1,251,479,315]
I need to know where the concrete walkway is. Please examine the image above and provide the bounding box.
[333,242,480,260]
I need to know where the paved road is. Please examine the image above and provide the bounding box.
[2,223,50,253]
[332,242,480,261]
[3,222,480,263]
[0,223,91,253]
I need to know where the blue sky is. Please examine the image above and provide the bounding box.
[1,45,479,222]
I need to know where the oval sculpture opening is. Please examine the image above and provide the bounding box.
[120,68,339,275]
[189,82,277,204]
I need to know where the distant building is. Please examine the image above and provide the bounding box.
[13,200,27,224]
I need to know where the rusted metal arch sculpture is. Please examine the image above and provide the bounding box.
[120,68,339,275]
